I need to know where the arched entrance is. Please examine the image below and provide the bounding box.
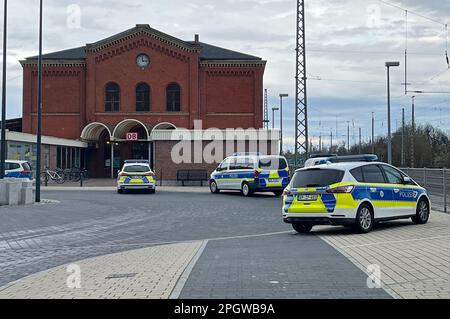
[112,119,153,171]
[81,122,114,178]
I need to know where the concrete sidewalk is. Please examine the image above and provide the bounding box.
[0,241,204,299]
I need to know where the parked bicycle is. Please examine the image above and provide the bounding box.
[40,167,66,185]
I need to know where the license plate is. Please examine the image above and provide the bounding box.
[297,194,318,201]
[268,178,280,183]
[132,176,142,179]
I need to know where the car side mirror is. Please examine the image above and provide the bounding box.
[403,176,411,184]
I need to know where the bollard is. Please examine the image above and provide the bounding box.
[44,172,48,187]
[80,171,83,187]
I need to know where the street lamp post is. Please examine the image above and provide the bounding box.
[271,107,279,129]
[385,61,400,165]
[279,94,288,155]
[35,0,43,202]
[0,0,8,179]
[272,107,279,153]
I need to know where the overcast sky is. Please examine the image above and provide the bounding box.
[1,0,450,150]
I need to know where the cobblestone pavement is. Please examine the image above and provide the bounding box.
[318,212,450,299]
[0,241,203,299]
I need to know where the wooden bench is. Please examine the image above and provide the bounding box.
[177,169,208,186]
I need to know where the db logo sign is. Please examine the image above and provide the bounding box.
[126,132,138,141]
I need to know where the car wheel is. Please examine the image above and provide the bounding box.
[149,189,156,194]
[412,198,430,224]
[209,180,220,194]
[241,182,253,197]
[292,222,313,234]
[354,203,374,233]
[273,190,283,197]
[117,189,124,194]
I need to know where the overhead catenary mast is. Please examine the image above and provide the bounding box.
[263,89,269,129]
[294,0,308,166]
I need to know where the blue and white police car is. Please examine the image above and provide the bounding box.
[5,160,33,180]
[209,153,289,197]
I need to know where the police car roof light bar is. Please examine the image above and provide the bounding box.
[309,153,338,159]
[232,152,262,156]
[328,154,378,163]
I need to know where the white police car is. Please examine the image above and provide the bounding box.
[209,153,289,197]
[283,160,430,234]
[5,160,33,180]
[117,160,156,194]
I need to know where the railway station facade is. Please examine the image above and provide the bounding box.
[20,24,279,180]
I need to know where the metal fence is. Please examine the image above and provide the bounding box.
[401,168,448,213]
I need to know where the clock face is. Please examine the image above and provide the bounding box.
[136,54,150,68]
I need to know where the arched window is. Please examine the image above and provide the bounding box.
[136,83,150,112]
[166,83,181,112]
[105,83,120,112]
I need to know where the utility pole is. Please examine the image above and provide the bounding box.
[359,128,362,154]
[294,0,308,165]
[347,121,350,153]
[319,135,322,153]
[330,129,333,152]
[371,112,375,154]
[401,108,405,167]
[410,96,415,168]
[0,0,8,179]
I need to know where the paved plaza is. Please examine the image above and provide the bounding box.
[0,187,448,299]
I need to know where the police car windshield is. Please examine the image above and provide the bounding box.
[258,157,287,170]
[123,165,150,173]
[291,169,344,188]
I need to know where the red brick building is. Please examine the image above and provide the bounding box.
[20,25,279,180]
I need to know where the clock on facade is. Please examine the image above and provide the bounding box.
[136,54,150,69]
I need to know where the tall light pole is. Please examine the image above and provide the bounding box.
[401,108,405,167]
[385,61,400,165]
[410,96,415,168]
[279,93,288,155]
[271,107,279,130]
[347,121,350,153]
[371,112,375,154]
[35,0,43,202]
[0,0,8,179]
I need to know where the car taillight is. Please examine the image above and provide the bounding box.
[119,172,128,177]
[326,185,355,193]
[21,170,31,175]
[145,172,155,177]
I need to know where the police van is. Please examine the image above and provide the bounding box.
[282,158,430,234]
[209,153,289,197]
